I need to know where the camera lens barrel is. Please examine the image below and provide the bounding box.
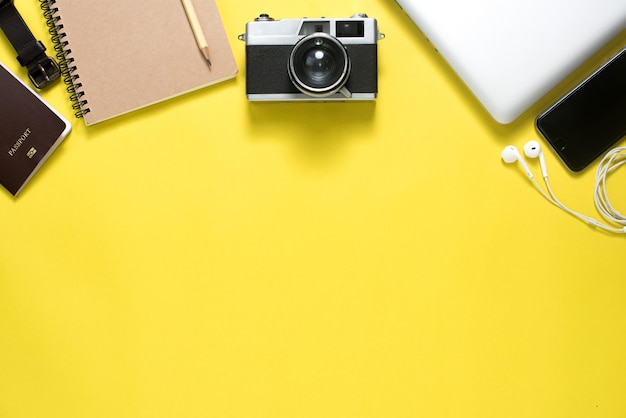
[288,33,351,98]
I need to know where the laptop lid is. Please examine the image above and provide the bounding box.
[394,0,626,123]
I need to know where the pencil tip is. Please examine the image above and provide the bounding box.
[201,47,212,66]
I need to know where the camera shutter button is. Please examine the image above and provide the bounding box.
[255,14,274,21]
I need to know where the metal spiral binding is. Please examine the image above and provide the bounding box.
[40,0,90,118]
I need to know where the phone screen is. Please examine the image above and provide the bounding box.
[536,46,626,172]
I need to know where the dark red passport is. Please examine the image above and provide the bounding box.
[0,62,71,196]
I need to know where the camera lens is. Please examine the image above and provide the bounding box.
[288,33,350,97]
[303,47,335,81]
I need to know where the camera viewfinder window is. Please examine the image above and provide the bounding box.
[336,21,364,37]
[299,21,331,35]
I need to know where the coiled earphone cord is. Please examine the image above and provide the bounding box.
[594,146,626,228]
[503,143,626,234]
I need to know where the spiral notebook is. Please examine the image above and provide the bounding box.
[43,0,237,126]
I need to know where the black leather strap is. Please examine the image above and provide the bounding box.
[0,0,59,88]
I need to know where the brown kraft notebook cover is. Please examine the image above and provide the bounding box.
[0,62,71,196]
[45,0,238,125]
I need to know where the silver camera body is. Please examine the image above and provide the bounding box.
[240,14,384,101]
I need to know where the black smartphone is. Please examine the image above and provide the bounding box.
[536,46,626,172]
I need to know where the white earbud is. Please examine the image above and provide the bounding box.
[501,145,534,180]
[523,140,548,178]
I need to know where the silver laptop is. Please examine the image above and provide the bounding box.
[394,0,626,123]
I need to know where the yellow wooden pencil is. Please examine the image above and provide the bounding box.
[181,0,212,66]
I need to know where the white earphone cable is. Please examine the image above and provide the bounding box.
[594,146,626,227]
[503,143,626,234]
[542,176,624,233]
[530,175,609,230]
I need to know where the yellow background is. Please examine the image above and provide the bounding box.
[2,1,626,417]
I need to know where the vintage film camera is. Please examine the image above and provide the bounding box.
[239,14,384,101]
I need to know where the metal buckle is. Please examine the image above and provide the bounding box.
[28,56,61,89]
